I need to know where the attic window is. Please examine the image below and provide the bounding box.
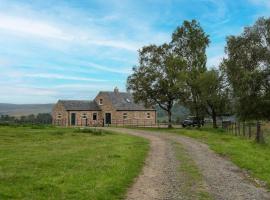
[57,114,62,119]
[99,99,103,105]
[126,98,131,103]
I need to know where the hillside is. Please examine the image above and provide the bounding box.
[0,103,54,116]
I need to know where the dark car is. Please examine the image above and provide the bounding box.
[182,116,204,127]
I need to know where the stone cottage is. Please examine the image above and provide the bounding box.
[52,88,156,127]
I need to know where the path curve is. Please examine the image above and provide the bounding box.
[106,128,270,200]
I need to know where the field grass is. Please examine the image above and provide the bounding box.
[133,127,270,189]
[0,126,149,200]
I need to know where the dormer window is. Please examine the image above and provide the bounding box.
[99,99,103,105]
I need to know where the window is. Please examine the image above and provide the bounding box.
[93,113,97,121]
[99,99,103,105]
[57,113,62,119]
[82,113,87,119]
[146,112,151,119]
[123,113,128,120]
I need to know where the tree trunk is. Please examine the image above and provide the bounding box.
[212,111,217,129]
[168,110,172,128]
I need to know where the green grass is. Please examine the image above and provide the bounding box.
[133,127,270,189]
[172,141,212,200]
[0,126,149,200]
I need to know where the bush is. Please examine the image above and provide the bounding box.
[74,128,112,136]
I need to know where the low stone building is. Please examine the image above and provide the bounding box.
[52,88,156,127]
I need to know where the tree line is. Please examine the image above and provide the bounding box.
[0,113,52,125]
[127,18,270,128]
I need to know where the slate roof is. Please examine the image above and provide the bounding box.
[99,91,155,111]
[59,100,100,111]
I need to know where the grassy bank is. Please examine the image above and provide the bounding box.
[0,126,149,200]
[135,127,270,188]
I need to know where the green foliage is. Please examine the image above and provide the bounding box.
[198,69,232,128]
[171,20,210,120]
[222,17,270,120]
[127,20,209,127]
[0,126,149,200]
[0,113,52,125]
[74,128,113,136]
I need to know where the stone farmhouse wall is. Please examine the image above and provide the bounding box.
[52,91,156,127]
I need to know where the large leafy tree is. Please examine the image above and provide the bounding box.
[199,69,231,128]
[171,20,210,120]
[127,44,187,128]
[222,17,270,120]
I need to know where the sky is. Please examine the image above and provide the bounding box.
[0,0,269,104]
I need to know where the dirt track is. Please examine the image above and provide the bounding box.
[106,128,270,200]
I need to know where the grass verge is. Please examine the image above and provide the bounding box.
[0,126,149,200]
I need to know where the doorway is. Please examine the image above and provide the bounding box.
[71,113,76,126]
[105,113,111,125]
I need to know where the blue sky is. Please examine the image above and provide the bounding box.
[0,0,269,103]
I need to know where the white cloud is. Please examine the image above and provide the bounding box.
[0,14,71,41]
[25,73,106,82]
[0,13,140,51]
[82,61,132,74]
[0,85,56,96]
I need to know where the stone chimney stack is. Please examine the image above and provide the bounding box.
[114,87,119,94]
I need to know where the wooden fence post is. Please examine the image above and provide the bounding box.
[235,122,237,136]
[243,122,246,137]
[248,124,252,139]
[238,122,241,136]
[256,121,264,143]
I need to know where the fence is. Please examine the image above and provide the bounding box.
[222,121,270,143]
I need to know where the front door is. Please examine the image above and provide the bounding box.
[105,113,111,124]
[71,113,76,126]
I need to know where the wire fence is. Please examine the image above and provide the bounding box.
[222,121,270,143]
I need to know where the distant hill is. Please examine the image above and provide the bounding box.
[0,103,54,116]
[156,104,190,122]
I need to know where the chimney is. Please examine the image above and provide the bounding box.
[114,87,119,94]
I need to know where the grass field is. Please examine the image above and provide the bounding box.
[0,126,149,200]
[134,127,270,189]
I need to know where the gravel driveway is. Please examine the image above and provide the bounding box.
[106,128,270,200]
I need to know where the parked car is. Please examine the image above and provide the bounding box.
[182,116,204,127]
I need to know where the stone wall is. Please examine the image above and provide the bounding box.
[52,102,69,126]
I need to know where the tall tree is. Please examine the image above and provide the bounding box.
[127,44,187,128]
[170,20,210,120]
[199,69,231,128]
[222,17,270,121]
